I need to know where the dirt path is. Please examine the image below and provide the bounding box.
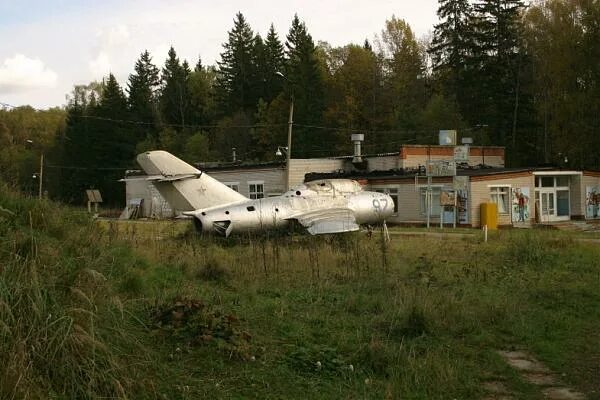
[482,350,587,399]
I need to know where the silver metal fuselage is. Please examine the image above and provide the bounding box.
[187,180,394,236]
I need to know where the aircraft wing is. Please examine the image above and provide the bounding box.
[287,208,359,235]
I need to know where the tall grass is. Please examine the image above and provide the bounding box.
[0,184,147,398]
[1,182,598,399]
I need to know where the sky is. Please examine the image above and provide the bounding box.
[0,0,439,109]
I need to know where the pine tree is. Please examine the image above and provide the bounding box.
[60,75,133,205]
[429,0,474,101]
[216,12,259,114]
[127,50,160,138]
[160,47,192,127]
[285,14,326,157]
[96,74,135,203]
[472,0,525,145]
[263,24,285,103]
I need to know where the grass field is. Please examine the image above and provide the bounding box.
[0,186,598,399]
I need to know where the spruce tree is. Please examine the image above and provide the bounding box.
[216,12,259,114]
[263,24,285,103]
[285,14,326,157]
[472,0,525,145]
[429,0,474,101]
[97,74,134,203]
[160,47,192,128]
[61,75,132,205]
[127,50,160,137]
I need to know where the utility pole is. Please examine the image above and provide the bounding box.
[285,94,294,190]
[38,153,44,199]
[276,71,294,190]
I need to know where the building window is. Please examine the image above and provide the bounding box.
[249,182,264,199]
[420,187,441,217]
[556,176,570,187]
[224,182,239,192]
[374,187,399,214]
[490,186,510,214]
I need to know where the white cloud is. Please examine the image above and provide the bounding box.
[96,24,130,47]
[0,0,439,107]
[89,51,111,78]
[0,54,58,93]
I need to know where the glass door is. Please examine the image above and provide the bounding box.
[540,192,555,220]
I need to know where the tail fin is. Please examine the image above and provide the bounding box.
[136,150,247,212]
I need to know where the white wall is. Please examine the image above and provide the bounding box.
[288,159,345,187]
[207,168,286,197]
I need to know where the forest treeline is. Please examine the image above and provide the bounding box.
[0,0,598,205]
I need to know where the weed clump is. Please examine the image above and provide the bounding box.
[355,338,393,375]
[375,306,429,342]
[504,231,554,267]
[284,344,346,375]
[401,306,429,338]
[198,256,230,282]
[151,298,252,360]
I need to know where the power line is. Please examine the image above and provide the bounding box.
[2,98,475,152]
[73,114,289,130]
[45,164,130,171]
[2,99,464,137]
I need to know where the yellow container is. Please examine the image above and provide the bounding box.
[480,202,498,230]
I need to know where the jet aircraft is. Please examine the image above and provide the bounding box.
[136,151,394,237]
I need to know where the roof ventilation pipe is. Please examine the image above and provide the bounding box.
[351,134,364,163]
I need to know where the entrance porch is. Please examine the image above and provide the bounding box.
[533,172,582,223]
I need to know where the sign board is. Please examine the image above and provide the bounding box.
[439,130,457,146]
[86,189,103,203]
[426,160,456,177]
[454,145,469,162]
[440,190,456,206]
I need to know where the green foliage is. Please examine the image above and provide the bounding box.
[160,47,192,127]
[182,131,210,163]
[59,73,134,205]
[0,185,598,398]
[285,14,326,156]
[215,12,261,115]
[127,50,160,141]
[0,106,65,193]
[420,94,465,136]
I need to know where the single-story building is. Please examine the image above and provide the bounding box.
[121,143,600,227]
[339,168,600,227]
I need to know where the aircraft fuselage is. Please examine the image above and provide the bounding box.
[186,181,394,237]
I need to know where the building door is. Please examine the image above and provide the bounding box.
[535,176,571,222]
[539,191,555,221]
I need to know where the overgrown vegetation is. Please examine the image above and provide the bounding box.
[0,184,598,398]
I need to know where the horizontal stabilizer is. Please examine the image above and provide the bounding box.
[146,173,201,182]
